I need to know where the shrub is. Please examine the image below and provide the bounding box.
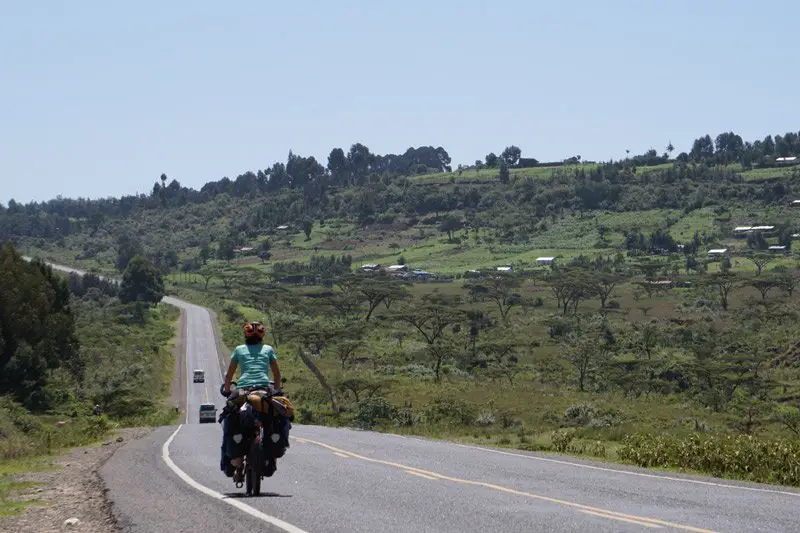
[618,433,800,486]
[353,397,396,430]
[562,402,622,428]
[587,441,607,457]
[475,411,496,426]
[392,408,419,427]
[551,428,576,453]
[423,397,476,426]
[297,407,315,424]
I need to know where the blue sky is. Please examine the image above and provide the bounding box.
[1,0,798,204]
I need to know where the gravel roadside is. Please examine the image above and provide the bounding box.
[1,427,153,533]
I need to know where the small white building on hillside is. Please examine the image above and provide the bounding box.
[536,257,555,266]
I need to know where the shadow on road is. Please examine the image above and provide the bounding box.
[223,492,293,499]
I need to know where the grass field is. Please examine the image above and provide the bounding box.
[740,166,798,182]
[409,164,594,184]
[138,201,800,284]
[170,273,792,474]
[0,458,50,518]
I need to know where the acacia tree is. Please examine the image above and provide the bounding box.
[689,330,773,412]
[338,376,385,403]
[565,332,602,392]
[633,321,661,361]
[478,336,524,385]
[197,265,216,289]
[396,293,464,382]
[591,271,621,309]
[705,272,739,310]
[438,215,463,243]
[747,253,773,276]
[465,310,493,359]
[282,317,347,413]
[772,266,800,296]
[336,273,409,321]
[561,316,611,392]
[549,269,594,316]
[775,405,800,438]
[465,273,523,322]
[749,278,779,304]
[331,323,367,369]
[549,270,574,313]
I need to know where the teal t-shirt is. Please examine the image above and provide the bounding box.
[231,343,277,388]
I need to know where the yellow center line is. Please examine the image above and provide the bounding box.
[333,452,350,458]
[580,510,663,529]
[292,437,717,533]
[405,470,438,481]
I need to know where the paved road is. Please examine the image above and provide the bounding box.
[29,258,800,532]
[23,258,225,423]
[165,296,226,424]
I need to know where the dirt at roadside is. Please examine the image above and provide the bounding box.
[1,427,152,533]
[170,308,188,420]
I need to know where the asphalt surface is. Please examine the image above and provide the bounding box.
[29,258,800,532]
[162,295,227,424]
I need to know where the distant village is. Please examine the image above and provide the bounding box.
[357,257,556,281]
[233,202,800,284]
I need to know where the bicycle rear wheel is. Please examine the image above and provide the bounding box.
[245,440,262,496]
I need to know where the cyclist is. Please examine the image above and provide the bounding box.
[220,321,283,479]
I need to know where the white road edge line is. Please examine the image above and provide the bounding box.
[162,425,310,533]
[452,442,800,497]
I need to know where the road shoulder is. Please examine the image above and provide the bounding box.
[169,306,188,418]
[1,428,153,533]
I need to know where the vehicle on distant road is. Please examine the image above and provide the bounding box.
[193,369,205,383]
[199,403,217,423]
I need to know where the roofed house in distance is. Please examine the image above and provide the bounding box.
[536,257,555,266]
[707,248,728,260]
[731,225,776,237]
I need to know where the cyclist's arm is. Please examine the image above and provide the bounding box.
[224,361,238,393]
[270,359,281,389]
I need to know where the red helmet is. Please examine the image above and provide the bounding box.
[243,321,266,341]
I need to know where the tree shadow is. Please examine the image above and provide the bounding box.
[223,491,293,499]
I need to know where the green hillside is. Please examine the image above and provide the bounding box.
[5,130,800,485]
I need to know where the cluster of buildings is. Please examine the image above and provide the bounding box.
[358,256,558,282]
[707,220,794,258]
[358,263,436,281]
